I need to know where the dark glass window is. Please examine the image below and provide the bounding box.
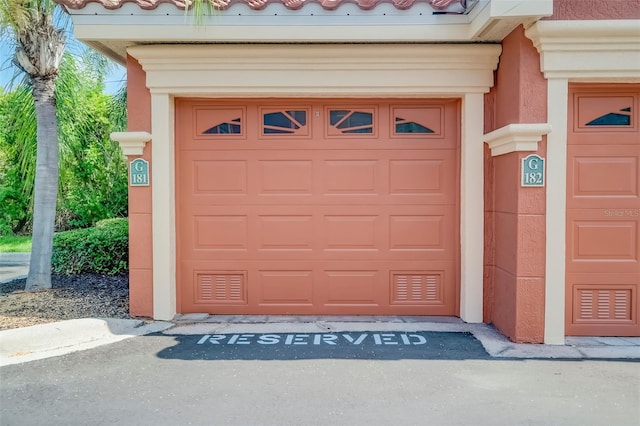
[263,110,307,135]
[586,107,632,126]
[203,117,242,134]
[395,117,434,134]
[329,110,373,134]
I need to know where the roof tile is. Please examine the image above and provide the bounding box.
[55,0,464,11]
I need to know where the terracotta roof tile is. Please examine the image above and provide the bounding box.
[55,0,464,12]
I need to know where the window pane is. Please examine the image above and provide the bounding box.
[395,121,434,134]
[263,110,307,135]
[287,110,307,126]
[586,109,632,126]
[264,112,301,130]
[203,119,242,134]
[330,110,350,126]
[329,109,374,135]
[336,112,373,129]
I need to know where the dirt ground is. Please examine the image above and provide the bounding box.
[0,274,130,330]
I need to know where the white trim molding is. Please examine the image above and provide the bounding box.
[129,44,501,96]
[525,20,640,344]
[460,92,485,323]
[525,20,640,81]
[483,123,552,156]
[128,43,501,322]
[150,94,177,321]
[110,131,152,157]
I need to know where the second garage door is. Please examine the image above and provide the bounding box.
[176,99,459,315]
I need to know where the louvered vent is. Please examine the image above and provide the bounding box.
[196,272,247,305]
[391,272,443,305]
[575,288,632,323]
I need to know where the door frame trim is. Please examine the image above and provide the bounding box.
[128,43,502,321]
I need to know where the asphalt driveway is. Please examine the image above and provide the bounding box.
[2,330,639,426]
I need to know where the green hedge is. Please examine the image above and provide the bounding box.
[52,218,128,275]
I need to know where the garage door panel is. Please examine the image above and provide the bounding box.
[181,149,456,206]
[193,215,249,251]
[566,210,639,273]
[567,145,639,209]
[183,205,454,261]
[180,260,456,314]
[321,270,381,306]
[257,270,315,306]
[257,214,315,251]
[323,215,381,251]
[177,99,459,315]
[257,159,314,195]
[567,85,640,336]
[566,273,638,336]
[322,159,381,196]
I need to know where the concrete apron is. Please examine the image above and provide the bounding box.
[1,316,638,367]
[170,315,640,360]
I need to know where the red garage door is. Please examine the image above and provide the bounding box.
[566,85,640,336]
[176,99,459,315]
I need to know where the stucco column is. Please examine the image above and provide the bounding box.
[460,92,485,323]
[151,92,177,320]
[545,78,569,345]
[110,131,154,318]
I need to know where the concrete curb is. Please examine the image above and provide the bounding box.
[0,275,27,284]
[0,318,173,366]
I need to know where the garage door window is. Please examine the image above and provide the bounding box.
[263,110,308,135]
[203,118,241,134]
[328,109,374,135]
[576,95,636,131]
[586,107,632,126]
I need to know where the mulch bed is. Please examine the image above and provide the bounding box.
[0,274,130,330]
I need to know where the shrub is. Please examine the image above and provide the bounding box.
[52,218,128,275]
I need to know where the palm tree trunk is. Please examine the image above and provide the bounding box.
[26,76,59,291]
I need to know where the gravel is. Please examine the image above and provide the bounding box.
[0,274,131,330]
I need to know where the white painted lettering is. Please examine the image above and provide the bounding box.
[321,334,338,345]
[234,334,255,345]
[228,334,240,344]
[285,335,294,345]
[342,334,368,345]
[291,334,309,345]
[408,334,427,345]
[380,333,399,345]
[528,158,539,170]
[400,334,411,345]
[197,334,211,345]
[257,334,281,345]
[208,335,227,345]
[373,334,382,345]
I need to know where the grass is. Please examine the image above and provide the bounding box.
[0,235,32,253]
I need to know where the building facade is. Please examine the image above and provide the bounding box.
[56,0,640,343]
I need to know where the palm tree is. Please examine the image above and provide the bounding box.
[1,0,65,290]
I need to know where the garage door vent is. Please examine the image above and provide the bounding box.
[196,272,247,305]
[575,287,633,322]
[391,272,443,305]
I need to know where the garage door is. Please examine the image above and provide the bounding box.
[566,85,640,336]
[176,99,459,315]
